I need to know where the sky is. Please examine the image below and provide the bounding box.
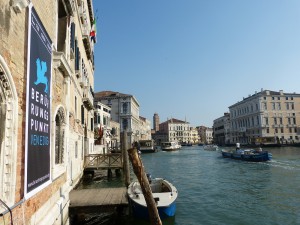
[92,0,300,127]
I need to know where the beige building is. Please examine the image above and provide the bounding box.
[229,89,300,145]
[94,91,149,144]
[196,126,207,144]
[213,113,231,145]
[139,116,151,140]
[0,0,95,224]
[159,118,191,144]
[190,127,200,144]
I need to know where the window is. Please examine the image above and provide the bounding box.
[75,141,78,158]
[81,105,84,124]
[122,102,128,114]
[274,117,277,125]
[277,103,281,110]
[57,0,68,51]
[122,118,128,130]
[55,108,65,164]
[272,103,275,110]
[70,22,75,52]
[75,96,77,118]
[263,102,267,110]
[281,128,284,133]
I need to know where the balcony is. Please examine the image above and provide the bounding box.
[83,86,94,110]
[286,124,296,128]
[53,51,72,78]
[63,0,76,16]
[82,27,94,60]
[79,75,88,88]
[87,0,94,25]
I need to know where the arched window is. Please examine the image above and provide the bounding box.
[55,108,65,164]
[0,56,18,205]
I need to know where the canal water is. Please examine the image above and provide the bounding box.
[78,146,300,225]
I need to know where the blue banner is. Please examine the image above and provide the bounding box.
[25,5,52,198]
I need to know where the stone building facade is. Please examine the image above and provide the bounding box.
[94,102,120,153]
[0,0,95,224]
[229,89,300,145]
[213,112,231,146]
[139,116,151,140]
[94,91,141,143]
[159,118,191,144]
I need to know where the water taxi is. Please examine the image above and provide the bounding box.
[139,140,157,153]
[161,141,181,151]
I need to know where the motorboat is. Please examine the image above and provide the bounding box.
[161,141,181,151]
[138,140,157,153]
[127,177,178,219]
[221,148,272,162]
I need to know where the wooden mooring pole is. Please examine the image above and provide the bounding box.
[127,148,162,225]
[122,131,131,187]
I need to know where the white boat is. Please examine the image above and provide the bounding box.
[127,177,178,219]
[203,144,218,151]
[138,140,157,153]
[161,141,181,151]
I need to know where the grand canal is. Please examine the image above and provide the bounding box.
[79,146,300,225]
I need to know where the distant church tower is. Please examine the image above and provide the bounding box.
[153,113,160,132]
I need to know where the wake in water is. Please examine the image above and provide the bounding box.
[266,159,300,171]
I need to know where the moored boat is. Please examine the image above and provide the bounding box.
[127,177,178,219]
[221,148,272,162]
[139,140,157,153]
[161,141,181,151]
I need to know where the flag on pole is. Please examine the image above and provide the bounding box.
[90,18,97,43]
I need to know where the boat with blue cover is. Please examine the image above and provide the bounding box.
[221,148,272,162]
[127,177,178,219]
